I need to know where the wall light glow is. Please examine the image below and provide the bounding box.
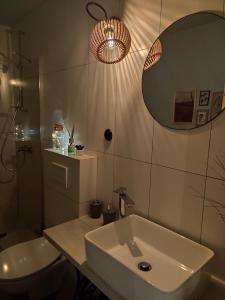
[3,263,9,273]
[9,79,26,87]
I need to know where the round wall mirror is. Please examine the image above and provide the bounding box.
[142,12,225,130]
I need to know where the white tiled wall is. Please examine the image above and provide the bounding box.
[149,165,205,241]
[15,0,225,282]
[115,49,154,162]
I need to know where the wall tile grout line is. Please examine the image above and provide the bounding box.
[37,43,149,78]
[159,0,163,34]
[147,119,155,218]
[148,0,163,218]
[200,121,213,244]
[152,162,206,178]
[39,61,92,77]
[76,142,225,191]
[14,0,47,27]
[87,148,225,183]
[87,50,95,199]
[206,174,225,182]
[112,51,119,204]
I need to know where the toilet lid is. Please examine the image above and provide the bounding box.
[0,237,61,280]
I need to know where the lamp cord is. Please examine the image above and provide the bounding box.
[86,2,108,21]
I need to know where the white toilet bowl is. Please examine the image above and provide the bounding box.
[0,237,62,298]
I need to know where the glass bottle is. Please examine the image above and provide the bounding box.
[52,123,65,151]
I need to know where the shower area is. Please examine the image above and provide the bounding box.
[0,25,42,251]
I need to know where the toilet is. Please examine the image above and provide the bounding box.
[0,236,65,299]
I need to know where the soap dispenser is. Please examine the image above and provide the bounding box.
[103,201,117,225]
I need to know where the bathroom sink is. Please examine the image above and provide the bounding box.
[85,215,214,300]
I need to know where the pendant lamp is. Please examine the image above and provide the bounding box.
[86,2,131,64]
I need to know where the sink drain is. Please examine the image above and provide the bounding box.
[138,261,152,272]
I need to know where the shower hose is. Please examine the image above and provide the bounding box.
[0,94,25,184]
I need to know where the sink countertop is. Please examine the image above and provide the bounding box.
[44,216,124,300]
[44,215,225,300]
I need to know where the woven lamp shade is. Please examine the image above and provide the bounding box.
[144,39,162,70]
[89,18,131,64]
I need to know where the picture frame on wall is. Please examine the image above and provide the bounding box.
[199,90,210,106]
[173,90,195,123]
[196,109,209,125]
[210,91,224,119]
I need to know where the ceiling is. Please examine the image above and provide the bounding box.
[0,0,44,26]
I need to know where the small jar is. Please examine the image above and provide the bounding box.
[103,208,117,225]
[89,200,102,218]
[68,144,76,155]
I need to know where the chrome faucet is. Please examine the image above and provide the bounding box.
[114,187,135,218]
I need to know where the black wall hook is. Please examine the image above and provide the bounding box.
[104,129,113,141]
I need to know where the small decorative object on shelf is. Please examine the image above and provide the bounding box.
[52,123,65,151]
[89,200,103,219]
[68,143,76,154]
[75,144,84,155]
[67,124,76,154]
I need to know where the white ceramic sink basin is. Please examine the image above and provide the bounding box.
[85,215,214,300]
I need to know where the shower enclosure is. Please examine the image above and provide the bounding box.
[0,26,42,250]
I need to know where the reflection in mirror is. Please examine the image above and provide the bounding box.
[144,39,162,70]
[142,12,225,130]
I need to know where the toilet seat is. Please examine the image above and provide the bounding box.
[0,237,61,280]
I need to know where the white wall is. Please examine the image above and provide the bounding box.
[15,0,225,282]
